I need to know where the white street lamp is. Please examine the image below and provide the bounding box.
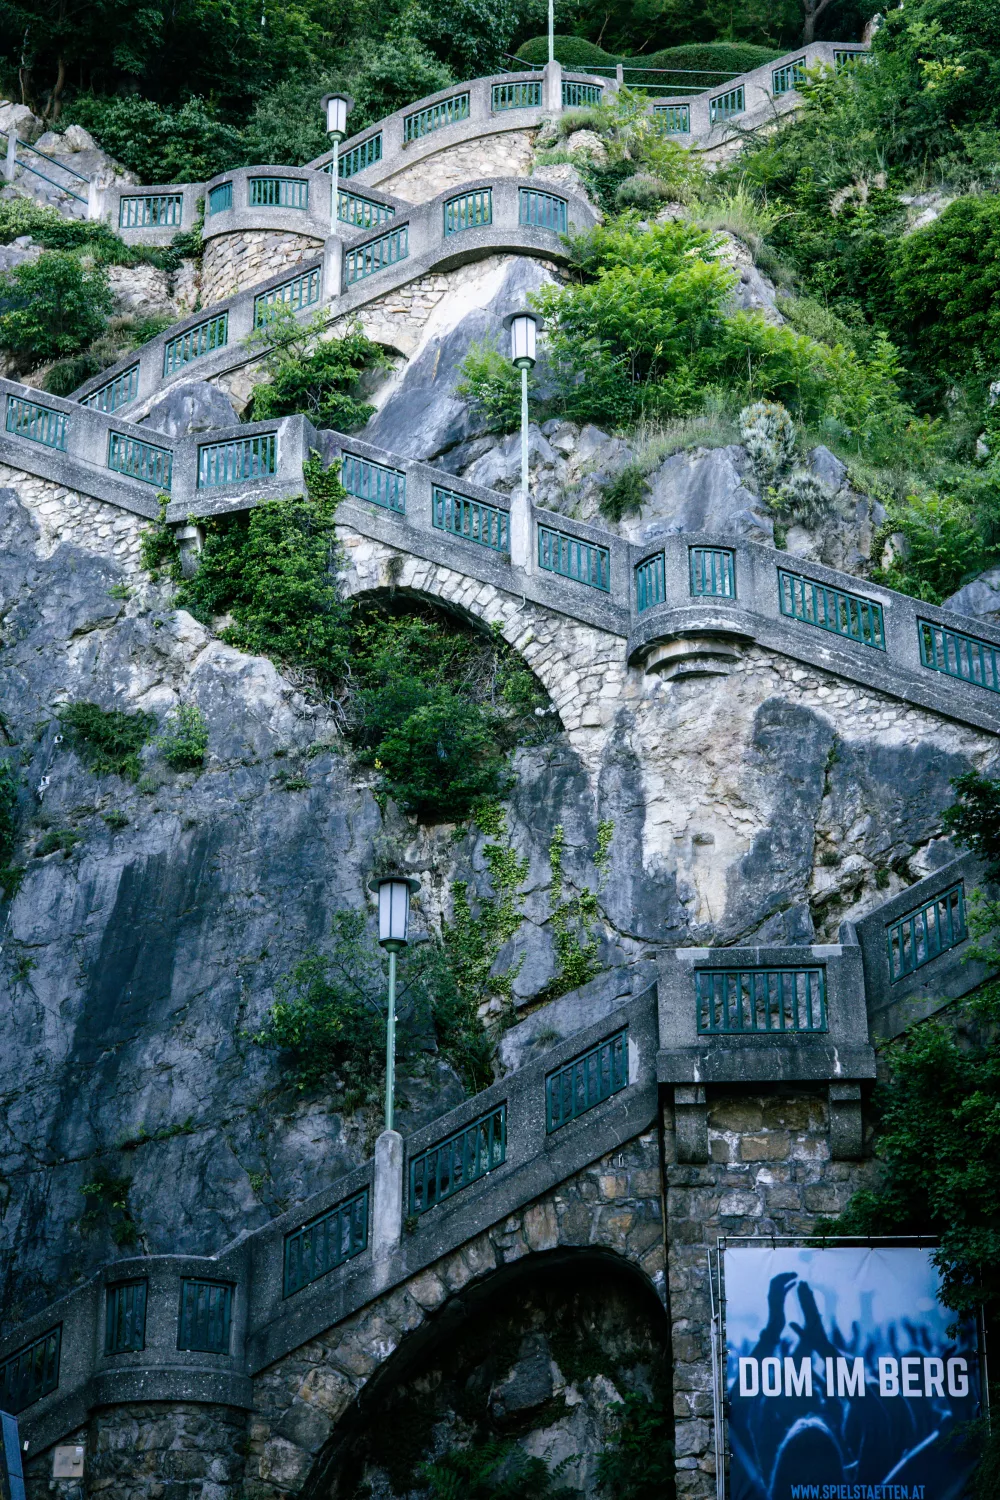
[367,872,420,1132]
[321,93,353,232]
[504,309,543,505]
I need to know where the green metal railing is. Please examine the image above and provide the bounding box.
[163,312,229,376]
[107,431,173,490]
[341,452,406,512]
[696,967,828,1034]
[919,619,1000,694]
[887,882,966,983]
[249,175,308,210]
[0,1326,61,1414]
[444,188,492,235]
[538,524,610,591]
[834,49,868,68]
[207,181,232,215]
[253,266,322,326]
[119,193,183,229]
[653,103,691,133]
[410,1105,507,1214]
[403,92,470,141]
[6,395,68,451]
[546,1030,628,1132]
[337,133,382,178]
[345,224,409,285]
[492,80,542,110]
[778,568,885,649]
[519,187,567,232]
[338,190,395,228]
[562,81,603,107]
[197,432,277,488]
[710,85,745,122]
[690,546,736,598]
[432,485,508,550]
[635,553,666,612]
[283,1189,369,1297]
[772,57,806,95]
[105,1279,147,1354]
[177,1279,233,1354]
[80,363,139,413]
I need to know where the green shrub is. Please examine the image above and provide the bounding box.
[58,702,156,782]
[940,770,1000,880]
[892,195,1000,378]
[739,400,796,486]
[0,759,22,899]
[0,252,112,366]
[600,463,648,521]
[876,491,983,603]
[515,33,616,68]
[596,1392,675,1500]
[34,828,81,858]
[455,336,524,434]
[156,705,209,772]
[418,1438,575,1499]
[614,173,674,212]
[348,37,454,133]
[247,313,386,430]
[65,95,243,184]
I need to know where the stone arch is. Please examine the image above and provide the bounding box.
[334,532,630,748]
[304,1247,670,1499]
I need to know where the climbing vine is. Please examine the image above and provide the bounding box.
[545,819,614,998]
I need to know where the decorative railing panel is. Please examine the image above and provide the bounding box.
[197,432,277,488]
[690,546,736,598]
[345,224,409,284]
[163,312,229,377]
[562,81,603,107]
[249,176,308,210]
[80,363,139,413]
[635,552,666,612]
[919,620,1000,694]
[177,1279,233,1354]
[546,1030,628,1132]
[432,485,508,550]
[107,431,173,490]
[341,452,406,512]
[538,524,611,591]
[887,883,967,982]
[410,1106,507,1214]
[443,188,492,235]
[492,81,542,110]
[403,93,471,141]
[283,1189,369,1297]
[207,181,233,215]
[0,1326,61,1414]
[119,193,183,229]
[338,190,395,228]
[653,103,691,133]
[710,85,745,122]
[337,134,383,178]
[253,266,322,326]
[778,568,885,649]
[696,967,828,1034]
[519,187,567,232]
[772,57,806,94]
[834,49,868,68]
[105,1279,147,1354]
[5,395,68,451]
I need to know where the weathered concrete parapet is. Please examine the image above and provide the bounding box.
[542,60,563,114]
[372,1130,404,1265]
[673,1084,708,1164]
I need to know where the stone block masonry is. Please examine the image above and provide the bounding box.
[0,467,147,575]
[200,230,325,306]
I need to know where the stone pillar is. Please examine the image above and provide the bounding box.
[543,60,563,113]
[373,1129,403,1261]
[615,63,624,84]
[508,492,532,571]
[86,176,104,221]
[673,1085,709,1164]
[323,236,343,301]
[175,524,204,579]
[4,131,16,183]
[829,1082,863,1160]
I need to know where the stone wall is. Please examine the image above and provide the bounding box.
[200,230,324,306]
[0,467,147,574]
[376,131,535,202]
[665,1087,878,1500]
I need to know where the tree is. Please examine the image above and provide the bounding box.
[0,251,111,366]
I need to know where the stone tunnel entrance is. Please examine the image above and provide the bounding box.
[303,1249,671,1499]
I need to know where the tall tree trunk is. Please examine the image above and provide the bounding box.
[802,0,834,44]
[46,55,67,121]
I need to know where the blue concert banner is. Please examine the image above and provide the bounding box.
[724,1246,981,1500]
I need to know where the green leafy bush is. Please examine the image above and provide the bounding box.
[65,95,243,184]
[544,820,613,998]
[875,491,983,603]
[0,252,112,367]
[0,759,22,899]
[600,463,648,521]
[417,1438,575,1499]
[596,1392,675,1500]
[58,702,156,782]
[455,336,524,434]
[892,195,1000,378]
[247,312,386,431]
[156,705,209,772]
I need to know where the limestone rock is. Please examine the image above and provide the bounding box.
[627,444,775,545]
[60,124,97,152]
[942,566,1000,624]
[0,102,44,144]
[530,161,590,199]
[143,381,240,440]
[716,234,784,326]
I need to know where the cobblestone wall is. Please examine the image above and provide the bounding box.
[246,1129,664,1500]
[200,230,324,306]
[665,1088,878,1500]
[0,467,147,575]
[377,131,535,201]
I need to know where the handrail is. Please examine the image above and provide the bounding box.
[19,135,91,185]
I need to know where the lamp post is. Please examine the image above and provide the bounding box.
[321,93,352,232]
[504,309,542,507]
[367,872,420,1132]
[548,0,554,65]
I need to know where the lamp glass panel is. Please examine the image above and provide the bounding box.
[326,97,348,135]
[510,315,536,365]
